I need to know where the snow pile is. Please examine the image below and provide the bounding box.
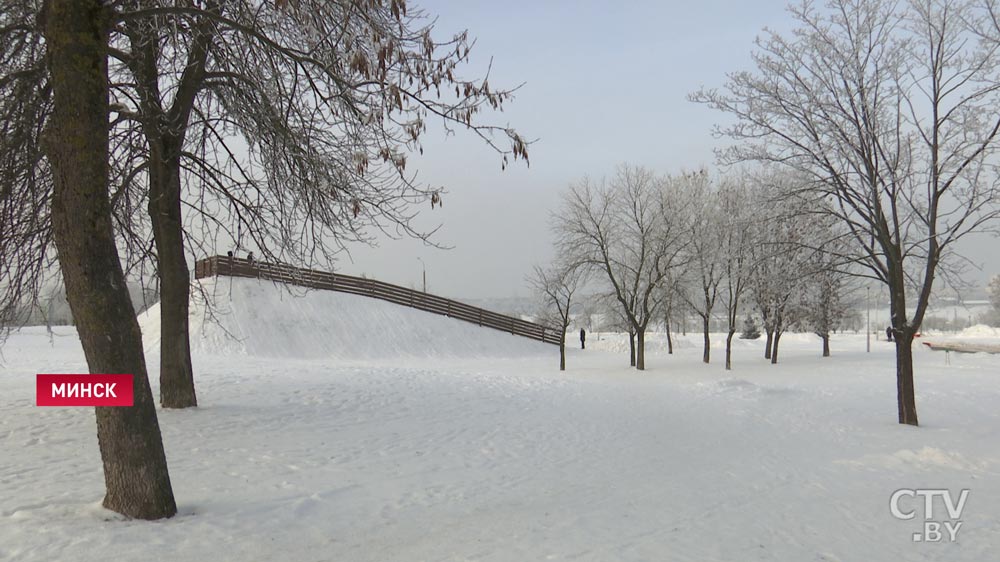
[138,277,551,360]
[959,324,1000,338]
[920,324,1000,353]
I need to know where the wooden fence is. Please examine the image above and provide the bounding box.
[194,256,562,346]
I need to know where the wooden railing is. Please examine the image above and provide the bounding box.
[194,256,562,346]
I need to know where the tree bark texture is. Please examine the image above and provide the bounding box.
[42,0,177,520]
[636,329,645,370]
[559,340,566,371]
[148,142,196,408]
[895,332,919,425]
[628,331,636,367]
[702,315,711,364]
[771,331,781,364]
[725,330,735,370]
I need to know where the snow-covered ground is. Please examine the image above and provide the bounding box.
[2,278,999,561]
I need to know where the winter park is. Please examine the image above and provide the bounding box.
[3,1,1000,561]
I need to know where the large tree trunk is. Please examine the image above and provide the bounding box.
[702,315,711,364]
[149,144,197,408]
[628,330,636,367]
[725,330,735,370]
[822,334,831,357]
[636,329,646,370]
[43,0,177,519]
[771,331,781,364]
[764,327,773,359]
[895,331,919,426]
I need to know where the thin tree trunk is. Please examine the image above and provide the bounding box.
[725,330,735,370]
[702,315,710,364]
[764,328,774,360]
[628,330,636,367]
[665,318,673,355]
[149,148,197,408]
[636,329,645,370]
[895,332,919,426]
[771,331,781,364]
[559,341,566,371]
[822,334,830,357]
[43,0,176,519]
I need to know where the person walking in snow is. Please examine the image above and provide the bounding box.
[886,326,894,342]
[580,328,586,349]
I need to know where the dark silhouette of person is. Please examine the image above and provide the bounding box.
[226,250,233,258]
[247,251,254,264]
[886,326,894,342]
[580,328,586,349]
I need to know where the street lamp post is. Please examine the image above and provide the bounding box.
[866,286,871,353]
[417,257,426,293]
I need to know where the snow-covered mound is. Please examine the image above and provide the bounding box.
[139,277,551,360]
[920,324,1000,353]
[959,324,1000,338]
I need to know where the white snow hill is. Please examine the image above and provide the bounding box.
[138,277,552,361]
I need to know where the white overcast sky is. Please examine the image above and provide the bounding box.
[337,0,1000,299]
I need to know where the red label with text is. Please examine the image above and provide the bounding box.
[36,374,134,407]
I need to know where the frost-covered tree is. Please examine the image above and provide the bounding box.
[661,275,683,355]
[675,170,723,365]
[553,164,689,370]
[746,188,814,365]
[717,176,757,370]
[694,0,1000,425]
[800,268,850,357]
[797,218,854,357]
[529,262,586,371]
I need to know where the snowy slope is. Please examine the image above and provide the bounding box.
[138,277,551,360]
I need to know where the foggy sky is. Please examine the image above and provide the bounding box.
[336,0,999,300]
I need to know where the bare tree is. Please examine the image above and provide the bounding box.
[693,0,1000,425]
[798,220,855,357]
[529,262,586,371]
[553,165,688,370]
[661,275,683,355]
[2,0,530,408]
[800,267,850,357]
[717,176,757,370]
[750,199,816,365]
[676,170,723,365]
[41,0,175,519]
[0,0,50,338]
